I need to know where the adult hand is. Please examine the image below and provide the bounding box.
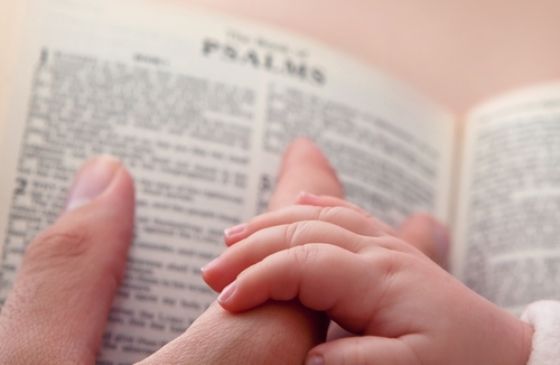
[0,156,134,363]
[0,138,345,364]
[0,138,452,364]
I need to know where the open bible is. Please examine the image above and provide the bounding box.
[1,0,559,363]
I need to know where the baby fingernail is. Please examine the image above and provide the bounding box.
[201,257,219,273]
[306,355,325,365]
[224,223,247,238]
[66,156,121,212]
[297,191,320,202]
[218,282,237,304]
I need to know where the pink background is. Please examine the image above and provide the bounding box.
[183,0,560,113]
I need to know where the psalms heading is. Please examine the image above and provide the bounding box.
[202,38,326,86]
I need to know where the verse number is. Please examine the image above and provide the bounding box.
[14,178,28,196]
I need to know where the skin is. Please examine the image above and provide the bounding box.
[0,139,338,364]
[138,138,340,364]
[0,138,531,364]
[203,195,535,365]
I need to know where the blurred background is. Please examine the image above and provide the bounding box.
[182,0,560,113]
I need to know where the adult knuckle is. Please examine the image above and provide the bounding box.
[25,227,91,265]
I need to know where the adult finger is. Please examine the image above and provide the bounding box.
[224,203,393,246]
[143,138,340,363]
[181,138,339,365]
[267,138,343,211]
[398,213,449,267]
[137,301,327,365]
[306,336,419,365]
[0,156,134,364]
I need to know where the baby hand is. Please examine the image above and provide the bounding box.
[203,195,533,365]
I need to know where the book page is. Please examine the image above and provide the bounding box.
[0,0,455,362]
[0,1,26,131]
[0,2,28,257]
[453,83,560,313]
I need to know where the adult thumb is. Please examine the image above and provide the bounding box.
[398,213,449,267]
[0,156,134,364]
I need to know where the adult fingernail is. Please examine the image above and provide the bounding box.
[224,223,247,239]
[65,156,121,212]
[218,282,237,304]
[306,354,325,365]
